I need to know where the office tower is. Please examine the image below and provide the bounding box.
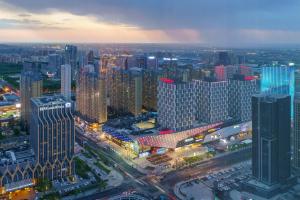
[261,65,294,116]
[252,94,291,185]
[87,50,94,64]
[228,75,257,122]
[23,60,39,71]
[293,68,300,172]
[194,79,229,124]
[108,67,142,116]
[61,64,72,100]
[76,66,107,123]
[214,65,239,81]
[143,69,163,111]
[215,65,226,81]
[147,56,158,69]
[20,71,43,129]
[64,45,77,80]
[136,55,147,69]
[239,65,253,76]
[30,95,74,180]
[157,78,194,131]
[215,51,234,66]
[48,54,63,77]
[115,55,134,70]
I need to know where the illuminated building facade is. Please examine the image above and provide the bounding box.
[157,78,194,131]
[147,56,158,69]
[214,65,239,81]
[108,67,142,116]
[293,68,300,172]
[261,65,294,116]
[194,79,229,124]
[30,95,75,180]
[20,70,43,129]
[142,69,163,111]
[76,66,107,123]
[228,75,257,122]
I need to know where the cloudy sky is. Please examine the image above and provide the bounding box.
[0,0,300,46]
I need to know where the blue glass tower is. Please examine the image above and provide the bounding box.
[261,65,295,117]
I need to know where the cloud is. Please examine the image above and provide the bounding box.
[3,0,300,31]
[18,13,31,17]
[1,0,300,44]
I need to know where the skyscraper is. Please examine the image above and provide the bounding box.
[252,94,291,185]
[142,69,163,111]
[194,79,229,124]
[76,66,107,123]
[107,67,143,116]
[20,70,43,129]
[157,78,194,131]
[228,75,257,122]
[293,67,300,172]
[61,64,72,100]
[261,65,294,116]
[30,95,75,180]
[64,45,77,80]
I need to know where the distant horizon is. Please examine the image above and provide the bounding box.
[2,42,300,49]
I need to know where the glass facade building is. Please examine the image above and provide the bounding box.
[261,65,295,116]
[252,94,291,185]
[30,95,75,180]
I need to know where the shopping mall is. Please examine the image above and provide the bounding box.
[102,119,252,158]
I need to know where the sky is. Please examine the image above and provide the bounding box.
[0,0,300,46]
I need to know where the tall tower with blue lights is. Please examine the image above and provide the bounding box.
[261,65,295,117]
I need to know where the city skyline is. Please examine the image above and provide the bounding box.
[0,0,300,46]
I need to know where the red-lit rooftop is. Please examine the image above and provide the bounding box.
[160,77,175,84]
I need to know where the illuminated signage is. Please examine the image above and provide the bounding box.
[65,102,71,108]
[184,138,194,143]
[39,105,64,111]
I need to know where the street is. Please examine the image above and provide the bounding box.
[75,127,252,199]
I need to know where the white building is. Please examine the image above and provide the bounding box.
[157,78,194,131]
[194,79,229,124]
[61,64,72,100]
[228,75,257,122]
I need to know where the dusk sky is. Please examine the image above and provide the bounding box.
[1,0,300,46]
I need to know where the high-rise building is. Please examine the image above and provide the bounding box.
[30,95,74,180]
[294,98,300,172]
[252,94,291,185]
[293,67,300,172]
[64,45,77,80]
[147,56,158,69]
[228,75,257,122]
[214,51,235,66]
[20,70,43,129]
[108,67,142,116]
[87,50,94,64]
[61,64,72,100]
[142,69,163,111]
[135,55,147,69]
[76,66,107,123]
[214,65,240,81]
[48,54,63,77]
[194,79,229,124]
[245,94,295,198]
[261,65,294,116]
[157,78,194,131]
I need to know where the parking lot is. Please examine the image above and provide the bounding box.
[176,160,252,199]
[199,160,252,192]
